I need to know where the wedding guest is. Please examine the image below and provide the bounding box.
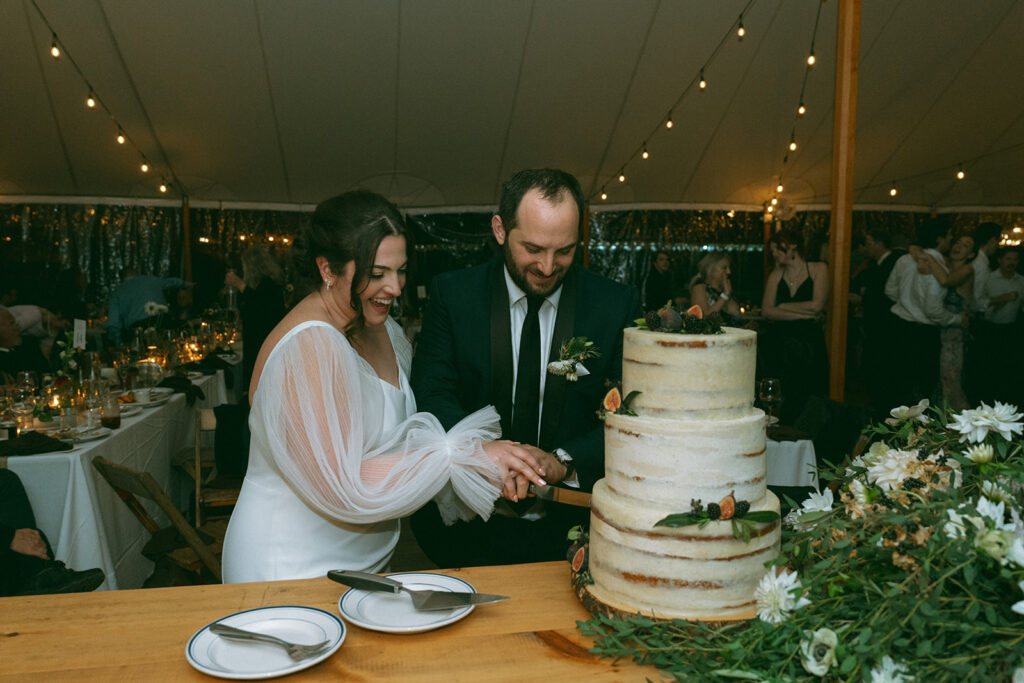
[641,250,674,311]
[689,252,740,318]
[106,271,190,345]
[884,220,965,407]
[760,230,830,423]
[975,247,1024,404]
[221,190,545,583]
[913,233,976,410]
[854,228,906,415]
[224,247,287,395]
[410,168,640,567]
[1,470,105,596]
[965,222,1003,400]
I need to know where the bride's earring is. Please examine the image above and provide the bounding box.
[324,276,333,290]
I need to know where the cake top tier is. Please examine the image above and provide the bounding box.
[621,326,757,419]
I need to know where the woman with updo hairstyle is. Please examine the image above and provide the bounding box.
[223,190,544,582]
[759,228,830,422]
[689,252,740,318]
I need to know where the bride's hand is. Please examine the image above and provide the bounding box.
[482,440,547,502]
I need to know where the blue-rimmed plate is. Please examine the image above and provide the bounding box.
[337,572,475,634]
[186,605,345,680]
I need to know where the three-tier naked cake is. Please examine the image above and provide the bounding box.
[584,325,781,620]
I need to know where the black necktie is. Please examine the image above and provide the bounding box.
[511,295,543,444]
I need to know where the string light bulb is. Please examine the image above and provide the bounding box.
[777,182,784,193]
[789,139,798,152]
[665,111,673,129]
[158,182,168,193]
[140,162,149,173]
[50,35,60,58]
[767,204,775,213]
[618,172,626,183]
[771,197,778,206]
[699,69,707,90]
[737,16,745,39]
[642,144,649,160]
[889,183,898,197]
[116,130,126,145]
[86,92,96,108]
[807,52,816,66]
[600,191,608,201]
[797,102,806,116]
[956,166,965,180]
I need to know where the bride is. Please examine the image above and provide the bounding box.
[222,190,545,582]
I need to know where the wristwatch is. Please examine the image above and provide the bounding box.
[553,448,575,479]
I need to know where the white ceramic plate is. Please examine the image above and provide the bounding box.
[337,572,476,634]
[186,606,345,680]
[120,405,143,418]
[72,426,111,443]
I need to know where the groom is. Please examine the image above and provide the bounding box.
[410,168,639,567]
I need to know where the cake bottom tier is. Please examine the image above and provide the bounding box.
[588,479,781,619]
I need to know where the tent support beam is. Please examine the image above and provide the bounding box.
[827,0,861,402]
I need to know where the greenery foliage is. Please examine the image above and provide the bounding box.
[578,401,1024,681]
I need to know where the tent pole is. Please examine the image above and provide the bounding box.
[827,0,861,402]
[182,196,192,281]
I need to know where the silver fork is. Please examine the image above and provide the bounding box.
[209,622,330,660]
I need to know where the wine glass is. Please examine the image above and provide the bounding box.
[758,378,782,425]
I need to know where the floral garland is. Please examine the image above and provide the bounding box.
[578,399,1024,681]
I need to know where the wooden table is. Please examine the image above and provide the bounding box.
[0,562,659,681]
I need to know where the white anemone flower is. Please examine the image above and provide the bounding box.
[799,628,838,677]
[943,506,984,539]
[885,399,930,426]
[849,479,870,505]
[754,568,812,624]
[546,360,589,382]
[1013,580,1024,616]
[869,655,913,683]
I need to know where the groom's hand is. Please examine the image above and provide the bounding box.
[518,445,568,485]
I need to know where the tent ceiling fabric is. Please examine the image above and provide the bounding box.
[2,0,1022,210]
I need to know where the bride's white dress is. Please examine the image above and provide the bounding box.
[222,317,502,583]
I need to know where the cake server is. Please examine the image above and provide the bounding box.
[327,570,509,610]
[529,484,592,508]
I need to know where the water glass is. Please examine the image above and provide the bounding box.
[758,378,782,424]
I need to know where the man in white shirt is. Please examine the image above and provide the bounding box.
[975,248,1023,403]
[965,222,1004,403]
[970,222,1003,313]
[884,220,965,407]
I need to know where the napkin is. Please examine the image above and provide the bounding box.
[0,431,75,457]
[157,376,206,406]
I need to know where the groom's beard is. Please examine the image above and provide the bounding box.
[502,241,569,298]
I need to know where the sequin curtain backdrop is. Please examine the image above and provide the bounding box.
[2,204,1019,313]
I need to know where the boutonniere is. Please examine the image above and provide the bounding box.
[547,336,599,382]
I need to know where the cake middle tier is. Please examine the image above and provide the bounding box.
[604,410,767,506]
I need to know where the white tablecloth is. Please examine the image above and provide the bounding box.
[766,438,819,489]
[3,373,228,591]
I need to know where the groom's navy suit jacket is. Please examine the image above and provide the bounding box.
[410,258,640,491]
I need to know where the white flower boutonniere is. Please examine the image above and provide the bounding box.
[144,300,169,316]
[547,337,599,382]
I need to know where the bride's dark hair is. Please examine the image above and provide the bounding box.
[296,189,408,336]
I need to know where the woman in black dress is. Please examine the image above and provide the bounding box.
[224,247,287,398]
[760,230,830,422]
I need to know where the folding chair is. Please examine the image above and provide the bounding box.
[175,408,240,525]
[91,456,223,582]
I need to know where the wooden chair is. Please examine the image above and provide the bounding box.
[175,408,240,525]
[91,456,223,582]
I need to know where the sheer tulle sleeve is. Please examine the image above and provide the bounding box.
[250,322,503,525]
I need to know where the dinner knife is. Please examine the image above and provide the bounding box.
[529,484,592,508]
[327,570,509,611]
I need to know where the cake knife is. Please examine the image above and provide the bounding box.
[529,484,592,508]
[327,570,509,610]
